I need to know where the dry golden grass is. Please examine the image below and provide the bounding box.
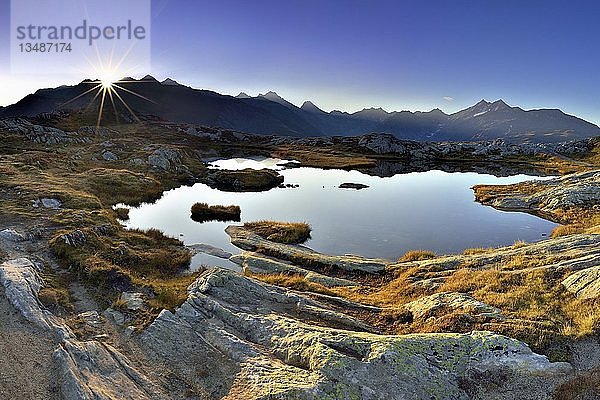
[146,273,202,311]
[512,240,528,249]
[245,220,312,244]
[11,145,199,318]
[554,367,600,400]
[38,287,74,313]
[334,267,424,308]
[37,266,76,313]
[462,247,491,255]
[50,226,192,280]
[247,272,335,296]
[473,181,543,204]
[398,250,437,262]
[463,241,527,255]
[551,224,585,238]
[440,267,600,339]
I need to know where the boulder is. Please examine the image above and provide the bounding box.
[0,258,70,339]
[41,198,62,209]
[147,148,181,171]
[188,243,233,259]
[120,292,145,311]
[0,228,26,242]
[474,170,600,222]
[102,151,118,161]
[78,311,103,327]
[58,230,87,247]
[103,308,126,325]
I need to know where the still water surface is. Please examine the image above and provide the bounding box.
[122,158,557,270]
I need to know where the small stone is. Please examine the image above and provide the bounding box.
[41,198,62,209]
[120,292,145,310]
[188,243,233,259]
[103,308,126,325]
[0,229,26,242]
[78,311,102,327]
[130,158,146,166]
[102,151,118,161]
[60,230,87,247]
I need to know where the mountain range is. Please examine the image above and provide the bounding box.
[1,75,599,143]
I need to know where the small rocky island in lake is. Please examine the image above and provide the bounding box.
[339,182,370,190]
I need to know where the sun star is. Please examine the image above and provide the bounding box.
[100,79,114,90]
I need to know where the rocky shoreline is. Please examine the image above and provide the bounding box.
[0,254,578,399]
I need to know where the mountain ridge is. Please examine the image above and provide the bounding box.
[1,76,598,143]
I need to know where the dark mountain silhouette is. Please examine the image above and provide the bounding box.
[1,76,599,143]
[300,101,325,113]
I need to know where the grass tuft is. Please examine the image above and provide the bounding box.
[398,250,436,262]
[190,202,241,222]
[551,224,584,238]
[114,207,130,220]
[462,247,490,255]
[246,272,334,296]
[244,220,311,244]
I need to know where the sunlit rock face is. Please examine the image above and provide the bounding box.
[140,268,572,399]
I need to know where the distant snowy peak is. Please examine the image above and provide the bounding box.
[236,92,251,99]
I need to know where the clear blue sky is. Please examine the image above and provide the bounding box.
[1,0,600,124]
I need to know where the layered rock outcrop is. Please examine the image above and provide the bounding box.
[0,258,171,400]
[474,170,600,223]
[141,268,572,399]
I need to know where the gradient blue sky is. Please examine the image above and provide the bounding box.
[1,0,600,124]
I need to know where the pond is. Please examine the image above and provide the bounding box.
[121,157,557,270]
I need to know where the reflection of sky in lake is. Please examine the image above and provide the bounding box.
[122,158,557,271]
